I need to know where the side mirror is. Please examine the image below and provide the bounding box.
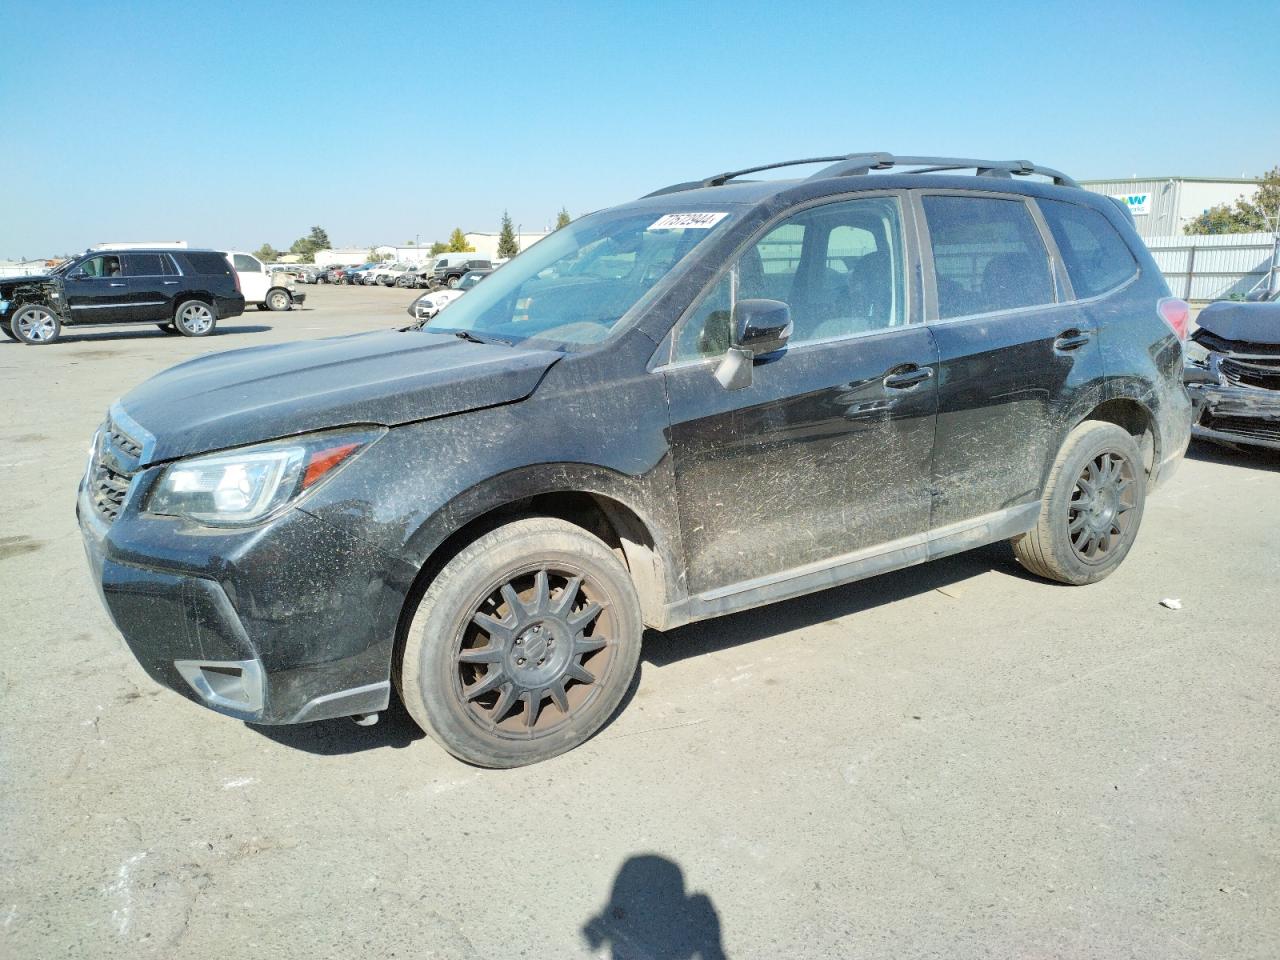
[715,299,791,390]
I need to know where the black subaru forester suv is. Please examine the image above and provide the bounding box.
[78,154,1191,767]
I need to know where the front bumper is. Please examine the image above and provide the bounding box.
[1186,370,1280,450]
[77,472,415,725]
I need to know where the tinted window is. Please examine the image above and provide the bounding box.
[232,254,261,272]
[160,254,181,276]
[675,196,907,360]
[182,252,233,275]
[123,253,164,276]
[1037,199,1138,299]
[923,196,1054,318]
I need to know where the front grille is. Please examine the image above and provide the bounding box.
[89,420,144,523]
[1220,357,1280,391]
[1201,413,1280,444]
[106,427,142,458]
[90,462,132,521]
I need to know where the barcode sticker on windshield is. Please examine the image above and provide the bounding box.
[648,212,728,230]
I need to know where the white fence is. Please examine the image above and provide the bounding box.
[1143,232,1278,301]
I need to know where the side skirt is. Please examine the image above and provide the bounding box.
[659,503,1040,629]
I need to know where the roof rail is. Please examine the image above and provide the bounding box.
[643,152,1078,197]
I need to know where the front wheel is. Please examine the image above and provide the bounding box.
[11,304,61,344]
[1012,421,1147,585]
[267,289,291,311]
[447,275,461,289]
[397,517,643,768]
[174,300,217,337]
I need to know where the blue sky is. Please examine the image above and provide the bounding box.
[2,0,1277,258]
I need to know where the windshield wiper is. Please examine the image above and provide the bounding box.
[452,330,512,346]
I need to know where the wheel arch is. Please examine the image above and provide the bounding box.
[1073,396,1158,476]
[396,466,682,644]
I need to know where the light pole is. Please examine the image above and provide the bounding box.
[516,223,522,254]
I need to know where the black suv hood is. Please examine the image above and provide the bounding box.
[0,274,53,289]
[117,329,562,463]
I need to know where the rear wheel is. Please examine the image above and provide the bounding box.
[11,304,61,344]
[397,517,643,767]
[156,322,179,334]
[1012,421,1146,585]
[447,275,461,289]
[267,289,291,311]
[174,300,216,337]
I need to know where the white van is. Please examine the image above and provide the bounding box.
[225,251,305,311]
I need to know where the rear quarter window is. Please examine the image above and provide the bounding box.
[1037,199,1139,299]
[181,252,233,276]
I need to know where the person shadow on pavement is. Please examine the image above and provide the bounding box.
[582,854,727,960]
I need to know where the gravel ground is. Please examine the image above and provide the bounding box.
[2,283,1277,959]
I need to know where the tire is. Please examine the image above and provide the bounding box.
[1012,421,1147,585]
[10,304,61,344]
[156,322,179,334]
[256,303,269,311]
[174,300,217,337]
[266,289,291,312]
[397,517,643,767]
[1,316,17,340]
[447,275,461,289]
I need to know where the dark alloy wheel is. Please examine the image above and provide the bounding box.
[398,517,642,767]
[1067,451,1137,563]
[1012,420,1146,585]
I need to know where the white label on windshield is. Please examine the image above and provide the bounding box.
[648,212,728,230]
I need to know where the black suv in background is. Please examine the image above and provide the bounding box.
[433,258,492,288]
[2,248,245,344]
[78,153,1191,767]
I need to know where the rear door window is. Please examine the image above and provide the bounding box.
[1036,199,1138,299]
[122,253,164,276]
[922,195,1055,318]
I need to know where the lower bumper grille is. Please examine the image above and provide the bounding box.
[1200,413,1280,444]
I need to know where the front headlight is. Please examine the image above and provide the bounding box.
[145,428,381,526]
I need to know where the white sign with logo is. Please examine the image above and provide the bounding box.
[1119,193,1151,216]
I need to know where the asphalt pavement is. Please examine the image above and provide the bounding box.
[2,283,1277,959]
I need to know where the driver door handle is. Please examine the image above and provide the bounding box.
[883,364,934,390]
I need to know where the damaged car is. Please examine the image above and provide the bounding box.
[1185,300,1280,450]
[78,153,1191,767]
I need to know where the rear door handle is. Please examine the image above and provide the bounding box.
[108,282,125,287]
[1054,328,1093,351]
[162,280,178,285]
[883,365,935,389]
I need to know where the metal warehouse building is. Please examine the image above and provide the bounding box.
[1080,176,1262,238]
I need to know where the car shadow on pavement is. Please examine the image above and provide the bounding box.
[1185,438,1280,473]
[644,542,1017,668]
[246,695,426,755]
[582,853,727,960]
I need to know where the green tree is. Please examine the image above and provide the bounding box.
[555,207,572,230]
[497,211,519,259]
[447,228,475,253]
[308,225,331,249]
[429,240,450,255]
[255,243,279,262]
[1185,166,1280,235]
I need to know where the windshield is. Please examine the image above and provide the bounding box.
[424,207,734,347]
[458,272,486,290]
